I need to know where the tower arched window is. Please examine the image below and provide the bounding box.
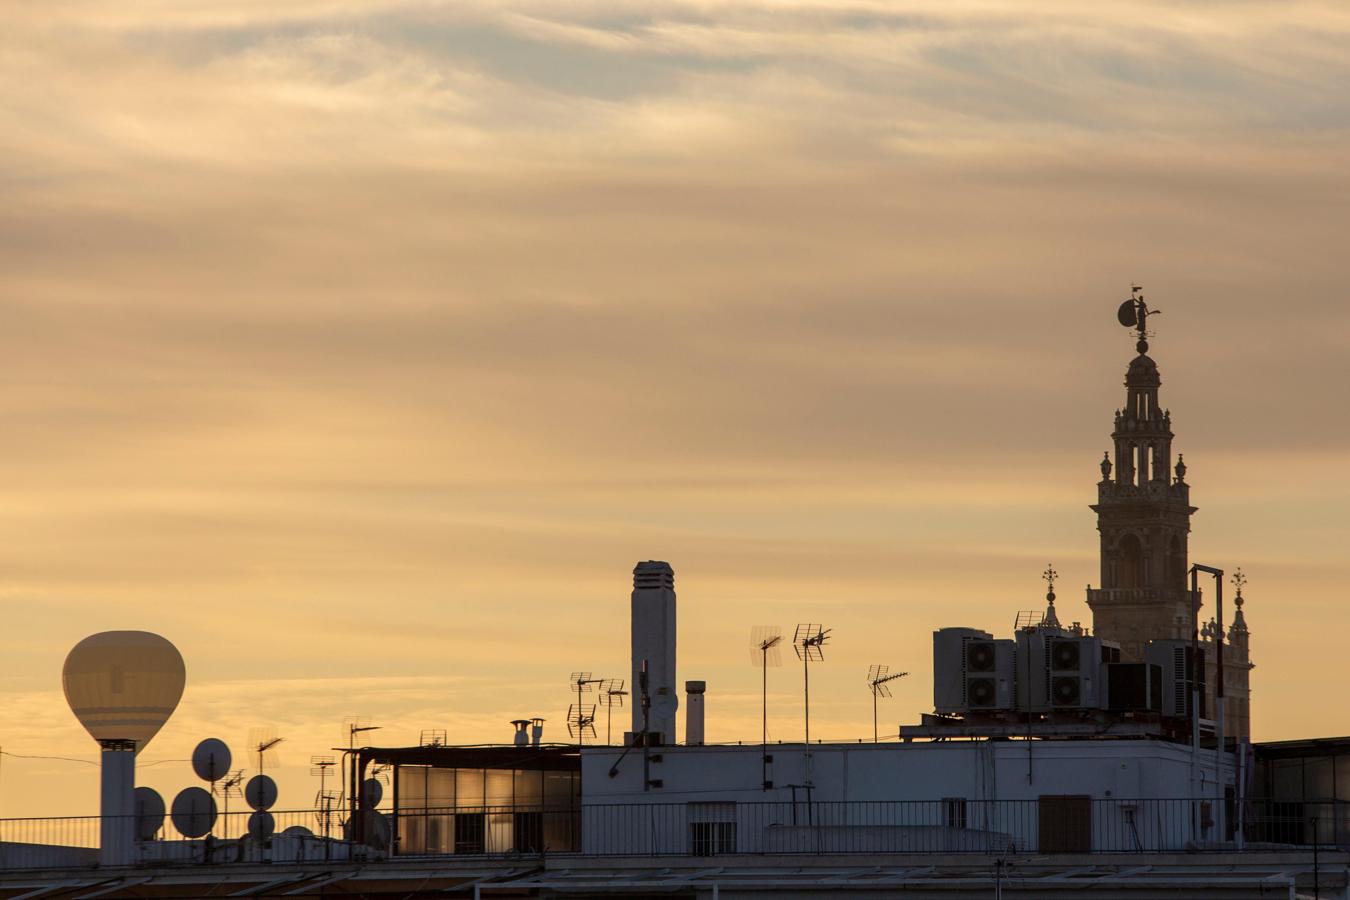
[1118,534,1144,589]
[1168,535,1186,591]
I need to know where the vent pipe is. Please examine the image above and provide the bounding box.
[685,681,706,745]
[511,719,530,747]
[530,717,545,747]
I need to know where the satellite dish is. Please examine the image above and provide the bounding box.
[170,787,217,838]
[364,810,391,851]
[245,774,278,811]
[191,738,232,782]
[282,825,314,838]
[652,691,678,720]
[62,631,186,754]
[1117,299,1138,328]
[134,786,165,841]
[248,810,275,841]
[362,777,383,808]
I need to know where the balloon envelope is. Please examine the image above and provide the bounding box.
[62,631,185,753]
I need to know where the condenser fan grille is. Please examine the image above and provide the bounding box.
[1052,676,1081,707]
[966,642,996,672]
[968,677,997,707]
[1051,640,1080,671]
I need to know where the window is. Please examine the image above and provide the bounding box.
[689,802,737,856]
[943,798,968,830]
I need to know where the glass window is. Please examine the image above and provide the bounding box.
[1306,757,1334,801]
[514,769,543,808]
[428,768,455,811]
[544,771,574,807]
[486,769,513,809]
[397,766,427,810]
[457,768,485,810]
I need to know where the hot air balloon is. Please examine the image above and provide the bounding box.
[62,631,185,866]
[63,631,186,753]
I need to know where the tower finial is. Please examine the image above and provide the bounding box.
[1232,568,1246,607]
[1041,563,1060,627]
[1116,285,1160,354]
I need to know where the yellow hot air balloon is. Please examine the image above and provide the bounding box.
[62,631,185,753]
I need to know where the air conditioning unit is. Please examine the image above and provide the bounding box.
[933,628,991,715]
[1106,662,1163,711]
[1145,640,1206,719]
[1015,631,1103,711]
[1049,635,1102,709]
[965,638,1015,710]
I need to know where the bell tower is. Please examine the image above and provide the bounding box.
[1086,289,1197,660]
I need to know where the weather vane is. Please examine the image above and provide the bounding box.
[1116,284,1161,353]
[1042,563,1058,599]
[1231,568,1247,602]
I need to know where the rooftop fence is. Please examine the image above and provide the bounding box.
[0,799,1341,872]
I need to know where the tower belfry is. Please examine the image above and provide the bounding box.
[1087,289,1197,660]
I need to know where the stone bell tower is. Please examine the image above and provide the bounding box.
[1086,290,1197,661]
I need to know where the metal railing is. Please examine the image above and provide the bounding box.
[0,799,1344,871]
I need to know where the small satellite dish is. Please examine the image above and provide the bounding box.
[170,787,217,839]
[191,738,232,782]
[364,810,391,851]
[245,774,278,811]
[282,825,314,838]
[247,810,275,841]
[362,777,384,808]
[1117,299,1138,328]
[134,786,166,841]
[652,691,678,719]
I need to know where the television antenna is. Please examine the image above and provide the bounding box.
[750,626,783,790]
[419,729,447,748]
[344,716,381,750]
[218,769,244,839]
[793,624,831,744]
[569,672,603,746]
[566,704,597,741]
[310,754,338,837]
[598,678,628,745]
[247,727,284,776]
[866,665,909,743]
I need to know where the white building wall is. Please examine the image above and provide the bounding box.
[581,740,1234,855]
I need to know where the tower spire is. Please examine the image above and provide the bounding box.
[1088,292,1197,660]
[1041,564,1060,628]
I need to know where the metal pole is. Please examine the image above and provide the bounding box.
[1215,573,1225,843]
[873,684,879,744]
[762,649,769,790]
[1190,567,1200,843]
[803,648,810,744]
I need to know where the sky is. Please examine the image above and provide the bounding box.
[2,0,1349,818]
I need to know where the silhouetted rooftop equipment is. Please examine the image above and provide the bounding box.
[867,665,909,743]
[794,624,831,744]
[599,678,628,745]
[569,672,603,746]
[750,626,783,790]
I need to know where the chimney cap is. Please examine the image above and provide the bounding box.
[685,681,706,693]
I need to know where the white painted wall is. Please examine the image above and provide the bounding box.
[580,740,1235,855]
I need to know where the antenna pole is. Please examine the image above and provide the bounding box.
[803,644,810,745]
[762,645,769,785]
[873,682,879,744]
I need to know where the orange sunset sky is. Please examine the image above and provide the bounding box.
[2,0,1348,817]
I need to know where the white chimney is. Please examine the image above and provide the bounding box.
[530,717,545,747]
[511,719,530,747]
[631,561,677,744]
[685,681,706,745]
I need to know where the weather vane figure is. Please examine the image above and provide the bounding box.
[1116,284,1161,353]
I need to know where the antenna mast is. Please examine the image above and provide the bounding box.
[866,665,909,743]
[750,626,783,789]
[598,678,628,745]
[793,624,831,744]
[568,672,601,746]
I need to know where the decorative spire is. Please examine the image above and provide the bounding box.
[1100,451,1112,482]
[1174,454,1187,484]
[1041,564,1060,628]
[1231,568,1248,634]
